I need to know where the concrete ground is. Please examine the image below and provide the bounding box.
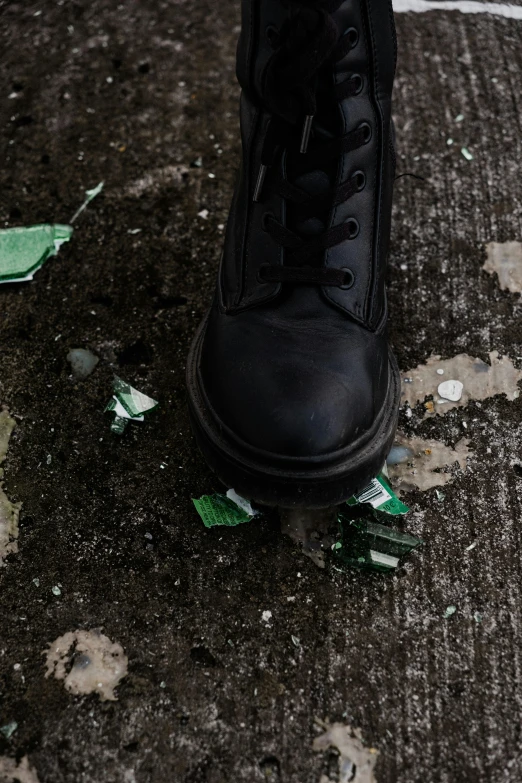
[1,1,522,781]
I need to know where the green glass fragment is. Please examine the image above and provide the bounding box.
[193,494,252,528]
[70,181,104,223]
[0,224,73,283]
[110,416,128,435]
[347,473,409,516]
[0,721,18,739]
[113,376,158,418]
[335,512,422,573]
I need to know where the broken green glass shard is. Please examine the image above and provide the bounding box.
[105,378,157,433]
[112,377,158,418]
[347,473,410,516]
[335,512,422,572]
[110,415,129,435]
[0,721,18,739]
[193,494,253,528]
[0,224,73,283]
[70,181,104,223]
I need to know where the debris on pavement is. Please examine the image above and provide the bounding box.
[193,492,255,528]
[444,606,457,619]
[483,241,522,295]
[461,147,473,161]
[44,629,128,702]
[0,224,73,284]
[335,513,422,573]
[194,475,419,573]
[0,755,40,783]
[105,376,158,434]
[401,351,522,414]
[0,409,21,567]
[66,348,99,379]
[313,719,379,783]
[387,432,470,492]
[70,181,104,224]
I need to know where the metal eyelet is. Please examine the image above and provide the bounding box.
[257,264,270,283]
[340,268,355,290]
[351,73,363,95]
[261,212,273,232]
[360,122,372,144]
[347,218,360,239]
[344,27,359,49]
[353,170,366,191]
[265,25,280,48]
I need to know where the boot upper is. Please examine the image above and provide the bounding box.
[197,0,398,460]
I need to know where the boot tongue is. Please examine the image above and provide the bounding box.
[286,120,338,249]
[291,170,330,237]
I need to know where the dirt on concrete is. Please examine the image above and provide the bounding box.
[1,1,522,782]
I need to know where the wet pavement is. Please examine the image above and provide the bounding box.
[1,1,522,781]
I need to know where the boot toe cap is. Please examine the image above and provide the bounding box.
[198,310,389,459]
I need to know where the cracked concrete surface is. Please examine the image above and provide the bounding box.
[1,2,522,782]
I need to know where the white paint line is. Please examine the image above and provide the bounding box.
[393,0,522,19]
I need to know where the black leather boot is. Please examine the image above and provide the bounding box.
[187,0,400,508]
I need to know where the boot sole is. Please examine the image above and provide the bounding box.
[186,312,401,509]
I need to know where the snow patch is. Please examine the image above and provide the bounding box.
[388,432,471,493]
[484,242,522,295]
[402,352,522,414]
[313,720,379,783]
[44,629,128,701]
[0,409,21,566]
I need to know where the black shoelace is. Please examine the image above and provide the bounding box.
[254,0,370,288]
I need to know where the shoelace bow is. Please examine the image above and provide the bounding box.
[255,0,370,288]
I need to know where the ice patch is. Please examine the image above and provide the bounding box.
[44,629,128,701]
[313,720,379,783]
[484,242,522,295]
[0,409,21,567]
[402,352,522,414]
[387,432,470,493]
[0,756,40,783]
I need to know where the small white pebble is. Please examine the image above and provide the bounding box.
[436,369,444,375]
[261,610,272,624]
[208,173,215,179]
[438,380,463,402]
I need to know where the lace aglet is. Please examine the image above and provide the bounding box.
[253,164,268,202]
[300,115,314,154]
